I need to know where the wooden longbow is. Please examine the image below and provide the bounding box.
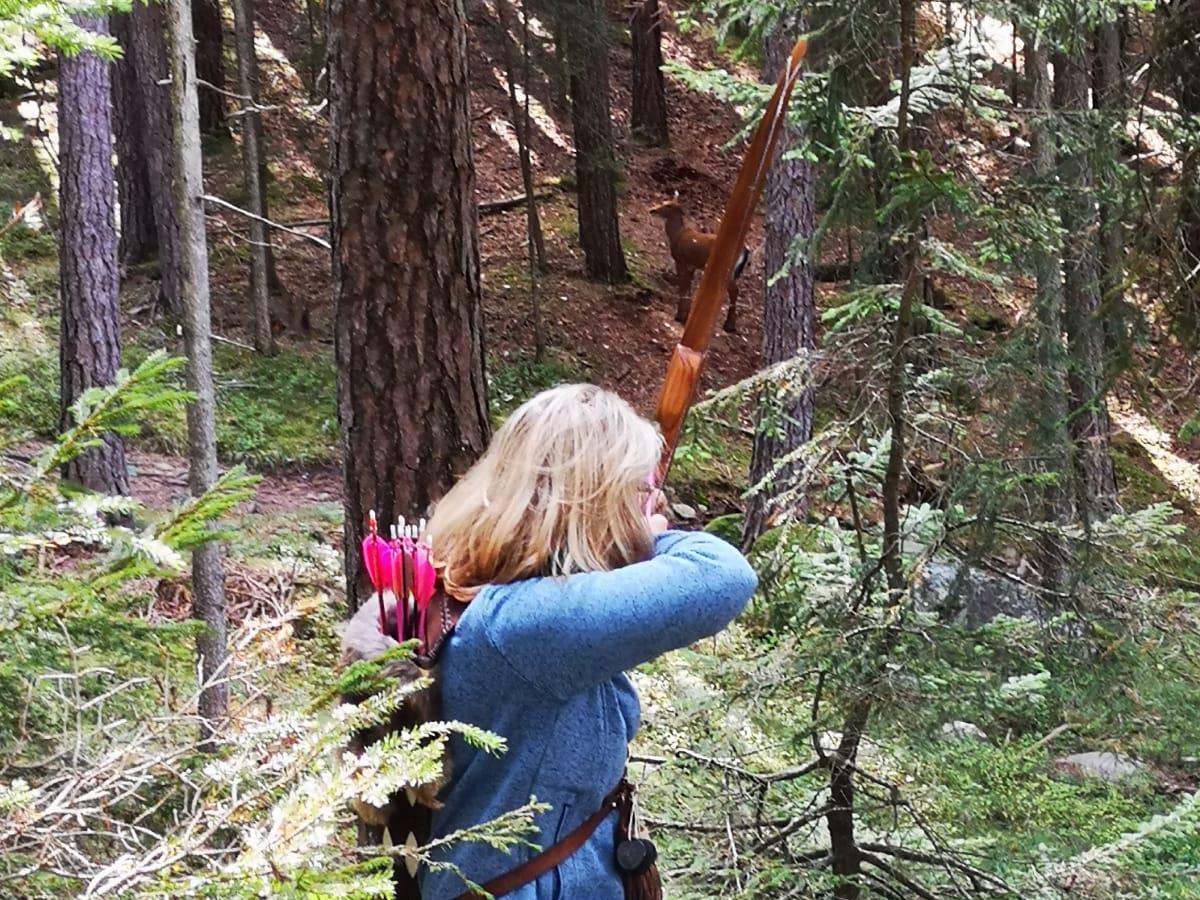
[652,39,809,483]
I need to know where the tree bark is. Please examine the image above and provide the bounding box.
[230,0,274,354]
[1096,17,1128,361]
[497,0,547,273]
[111,13,157,266]
[330,0,491,612]
[630,0,668,146]
[742,18,815,550]
[565,0,629,283]
[1026,31,1073,591]
[548,1,570,114]
[1168,0,1200,342]
[127,0,185,314]
[827,702,870,900]
[1057,42,1118,523]
[58,17,130,497]
[192,0,228,136]
[167,0,228,745]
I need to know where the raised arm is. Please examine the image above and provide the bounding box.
[478,530,757,700]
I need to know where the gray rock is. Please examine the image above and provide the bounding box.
[914,558,1043,628]
[940,721,989,744]
[1053,751,1147,784]
[671,502,698,521]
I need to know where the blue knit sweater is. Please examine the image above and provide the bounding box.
[420,530,757,900]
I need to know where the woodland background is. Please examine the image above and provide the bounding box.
[1,0,1200,897]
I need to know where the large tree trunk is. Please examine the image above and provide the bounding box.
[330,0,491,613]
[1096,17,1128,361]
[127,0,184,314]
[230,0,274,354]
[192,0,228,136]
[565,0,628,283]
[497,0,547,357]
[111,13,157,267]
[1058,42,1118,523]
[742,18,815,550]
[167,0,229,746]
[629,0,668,146]
[58,17,129,497]
[497,0,547,273]
[1026,33,1073,592]
[1169,0,1200,342]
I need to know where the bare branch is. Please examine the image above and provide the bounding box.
[200,194,332,249]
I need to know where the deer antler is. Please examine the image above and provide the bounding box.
[652,39,809,483]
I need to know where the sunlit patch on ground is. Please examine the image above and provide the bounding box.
[1112,401,1200,516]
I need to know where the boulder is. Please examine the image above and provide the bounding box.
[1052,751,1148,784]
[939,721,989,744]
[671,502,698,521]
[914,558,1043,627]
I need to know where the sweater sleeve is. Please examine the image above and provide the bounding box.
[480,530,757,700]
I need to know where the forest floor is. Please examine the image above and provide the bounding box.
[3,2,1200,897]
[3,2,1198,522]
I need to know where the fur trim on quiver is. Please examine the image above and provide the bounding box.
[338,590,464,897]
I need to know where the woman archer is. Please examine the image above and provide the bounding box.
[409,383,757,899]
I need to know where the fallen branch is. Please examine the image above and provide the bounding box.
[211,333,256,352]
[200,194,332,250]
[478,191,555,215]
[275,190,559,234]
[676,747,822,785]
[1021,722,1075,757]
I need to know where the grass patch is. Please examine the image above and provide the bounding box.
[127,341,339,468]
[0,351,57,439]
[487,351,584,423]
[1112,438,1178,510]
[0,222,55,262]
[540,196,578,241]
[669,422,751,510]
[912,738,1163,867]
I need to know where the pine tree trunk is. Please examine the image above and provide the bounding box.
[1171,0,1200,340]
[1057,44,1118,522]
[1026,33,1073,591]
[257,129,288,303]
[111,13,158,266]
[128,0,184,314]
[167,0,228,745]
[742,19,815,550]
[629,0,668,146]
[549,1,570,114]
[193,0,228,136]
[58,17,129,497]
[566,0,628,283]
[1096,18,1127,359]
[330,0,491,612]
[497,0,547,273]
[230,0,275,354]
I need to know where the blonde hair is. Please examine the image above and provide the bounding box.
[427,384,662,600]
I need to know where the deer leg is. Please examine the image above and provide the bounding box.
[675,265,694,323]
[723,278,739,333]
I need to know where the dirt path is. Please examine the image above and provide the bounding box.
[11,443,342,515]
[126,449,342,514]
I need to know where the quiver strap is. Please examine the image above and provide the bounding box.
[416,590,468,666]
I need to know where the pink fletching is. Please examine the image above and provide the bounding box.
[398,540,412,643]
[361,534,386,591]
[412,541,436,611]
